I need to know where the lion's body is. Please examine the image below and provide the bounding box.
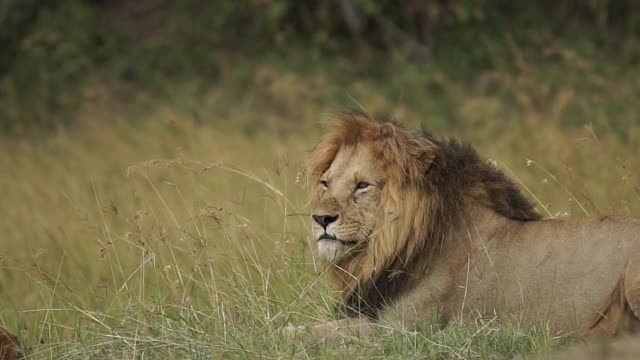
[388,214,640,336]
[297,112,640,343]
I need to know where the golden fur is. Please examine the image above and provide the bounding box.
[294,111,640,343]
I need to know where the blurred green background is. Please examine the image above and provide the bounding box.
[1,1,640,358]
[2,0,640,134]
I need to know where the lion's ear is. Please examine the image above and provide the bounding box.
[378,122,397,139]
[374,122,438,181]
[421,142,437,173]
[376,122,437,175]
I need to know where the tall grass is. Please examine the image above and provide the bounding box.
[1,52,639,358]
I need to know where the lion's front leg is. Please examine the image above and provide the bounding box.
[285,317,376,345]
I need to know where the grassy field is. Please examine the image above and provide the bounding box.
[1,49,640,358]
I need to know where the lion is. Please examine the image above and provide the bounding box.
[291,111,640,344]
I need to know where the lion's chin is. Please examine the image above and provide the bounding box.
[317,239,348,262]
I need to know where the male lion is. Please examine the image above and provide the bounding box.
[293,111,640,343]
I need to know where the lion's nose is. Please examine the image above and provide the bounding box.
[312,214,339,228]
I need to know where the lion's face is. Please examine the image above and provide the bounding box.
[311,144,384,262]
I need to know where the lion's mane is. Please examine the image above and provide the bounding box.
[306,111,541,319]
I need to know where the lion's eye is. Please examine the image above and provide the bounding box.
[320,180,329,188]
[355,181,369,190]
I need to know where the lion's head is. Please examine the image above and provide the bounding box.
[306,112,540,318]
[309,141,383,262]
